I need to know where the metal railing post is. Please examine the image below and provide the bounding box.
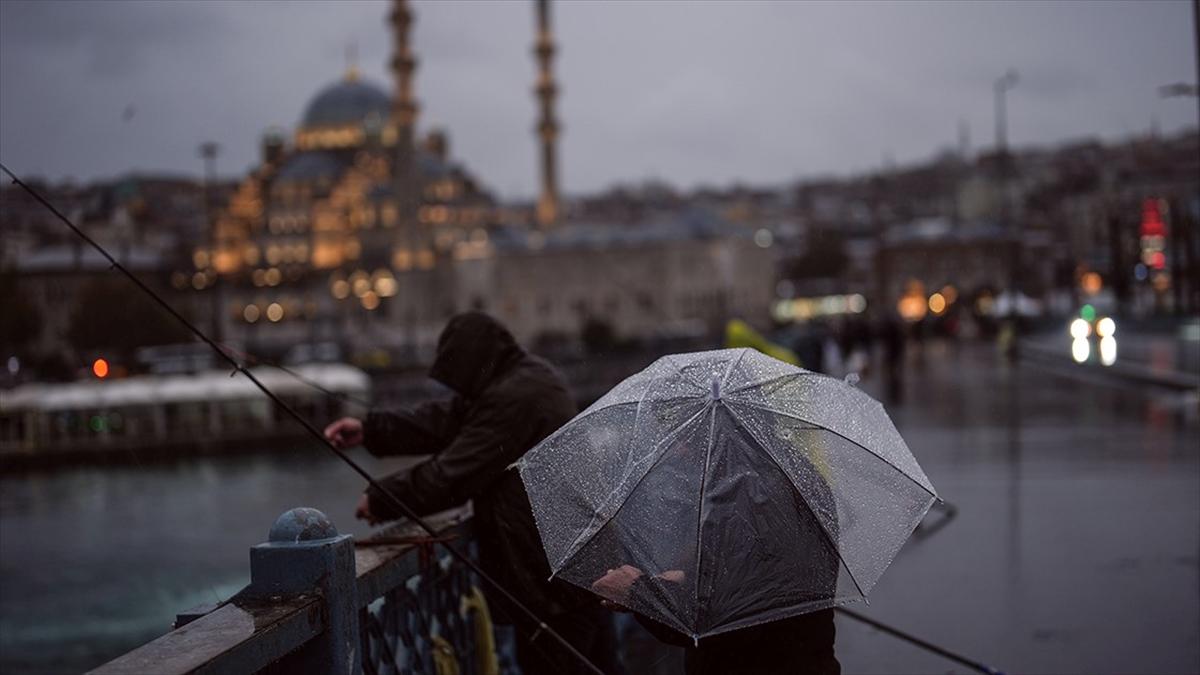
[247,507,360,675]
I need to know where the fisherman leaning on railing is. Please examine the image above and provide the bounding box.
[325,311,623,675]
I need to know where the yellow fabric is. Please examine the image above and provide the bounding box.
[460,586,501,675]
[724,319,802,367]
[432,635,460,675]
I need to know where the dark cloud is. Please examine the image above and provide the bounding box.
[0,0,1194,198]
[1,0,230,78]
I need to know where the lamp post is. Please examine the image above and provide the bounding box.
[1157,0,1200,134]
[993,69,1020,357]
[993,69,1019,235]
[1156,0,1200,313]
[993,69,1019,155]
[198,142,222,343]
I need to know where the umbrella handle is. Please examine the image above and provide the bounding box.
[913,500,958,540]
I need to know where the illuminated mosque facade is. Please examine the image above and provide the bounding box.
[194,0,773,360]
[193,0,511,357]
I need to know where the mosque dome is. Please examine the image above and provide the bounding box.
[301,77,391,129]
[275,151,346,183]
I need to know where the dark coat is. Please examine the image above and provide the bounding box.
[362,312,582,621]
[639,610,839,675]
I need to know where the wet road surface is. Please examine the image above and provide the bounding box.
[835,342,1199,674]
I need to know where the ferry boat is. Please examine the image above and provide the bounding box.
[0,363,369,469]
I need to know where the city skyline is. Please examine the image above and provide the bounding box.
[0,0,1196,199]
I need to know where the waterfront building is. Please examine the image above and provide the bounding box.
[2,177,213,376]
[455,215,775,349]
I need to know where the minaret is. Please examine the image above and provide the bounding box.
[389,0,419,142]
[534,0,560,228]
[388,0,425,354]
[388,0,421,250]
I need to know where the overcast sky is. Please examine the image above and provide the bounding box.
[0,0,1195,200]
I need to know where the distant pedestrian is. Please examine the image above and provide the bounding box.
[791,320,828,374]
[840,316,873,378]
[324,312,621,675]
[878,312,907,404]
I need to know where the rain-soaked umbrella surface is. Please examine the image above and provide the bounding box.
[518,348,938,640]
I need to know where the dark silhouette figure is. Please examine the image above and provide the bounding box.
[790,321,829,374]
[325,312,620,675]
[878,313,907,405]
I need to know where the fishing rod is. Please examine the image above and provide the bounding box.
[215,342,374,408]
[836,607,1005,675]
[0,162,605,675]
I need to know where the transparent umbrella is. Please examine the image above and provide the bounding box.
[518,348,937,641]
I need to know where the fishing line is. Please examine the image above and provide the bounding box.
[1,161,605,675]
[836,607,1005,675]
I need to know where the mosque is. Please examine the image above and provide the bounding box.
[194,0,772,362]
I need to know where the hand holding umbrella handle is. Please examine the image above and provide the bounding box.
[594,567,688,614]
[656,569,686,583]
[591,564,644,604]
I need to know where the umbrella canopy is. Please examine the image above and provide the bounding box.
[518,348,937,640]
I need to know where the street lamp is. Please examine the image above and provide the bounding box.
[994,69,1019,154]
[198,141,222,342]
[1155,81,1200,315]
[198,141,219,255]
[993,69,1020,357]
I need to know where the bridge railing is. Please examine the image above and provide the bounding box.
[88,505,512,675]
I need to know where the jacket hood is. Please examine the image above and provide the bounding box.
[429,312,524,398]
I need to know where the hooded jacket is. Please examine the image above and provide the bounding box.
[362,312,581,620]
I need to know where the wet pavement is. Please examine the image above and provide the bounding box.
[1,342,1197,674]
[1023,318,1200,379]
[832,342,1199,675]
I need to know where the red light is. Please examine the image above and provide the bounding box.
[1151,251,1166,270]
[1141,198,1166,237]
[92,358,109,379]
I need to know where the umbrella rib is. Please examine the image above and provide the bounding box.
[733,400,937,499]
[725,369,815,396]
[726,404,869,602]
[688,348,746,632]
[558,394,706,442]
[554,404,710,571]
[719,348,750,393]
[691,403,719,636]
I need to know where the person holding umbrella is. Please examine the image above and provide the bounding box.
[519,348,938,675]
[586,376,841,674]
[324,311,621,675]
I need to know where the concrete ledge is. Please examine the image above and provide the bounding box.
[88,595,323,675]
[88,505,474,675]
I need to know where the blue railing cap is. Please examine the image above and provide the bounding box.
[268,507,339,543]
